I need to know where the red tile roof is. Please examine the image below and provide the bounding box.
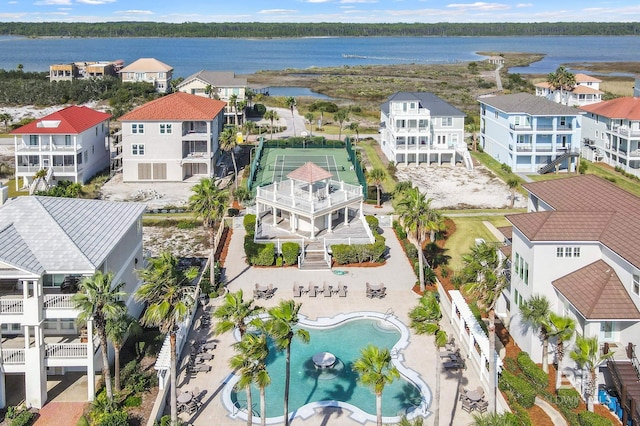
[575,73,602,83]
[10,106,111,135]
[553,260,640,320]
[119,92,226,121]
[513,175,640,269]
[287,162,333,183]
[580,97,640,120]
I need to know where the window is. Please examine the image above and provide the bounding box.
[523,262,529,285]
[556,247,564,258]
[419,119,428,129]
[84,151,88,162]
[515,253,520,275]
[634,275,640,295]
[494,111,498,119]
[132,144,145,156]
[29,135,38,146]
[160,124,172,134]
[573,247,581,257]
[132,123,144,134]
[558,246,581,258]
[64,135,72,146]
[442,117,453,127]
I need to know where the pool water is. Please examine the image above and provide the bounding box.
[231,318,424,418]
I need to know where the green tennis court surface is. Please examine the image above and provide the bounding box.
[252,147,359,187]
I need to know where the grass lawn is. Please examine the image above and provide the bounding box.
[528,163,640,198]
[358,139,396,193]
[5,179,28,198]
[444,214,511,272]
[470,151,527,195]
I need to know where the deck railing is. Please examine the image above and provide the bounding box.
[45,343,88,359]
[43,294,74,309]
[0,298,24,314]
[1,349,25,364]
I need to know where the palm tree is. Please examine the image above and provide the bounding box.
[0,112,12,133]
[106,312,141,393]
[506,177,519,208]
[396,188,437,291]
[229,332,271,426]
[245,88,255,108]
[519,294,551,373]
[213,290,263,338]
[368,168,386,207]
[409,293,447,425]
[263,109,279,140]
[243,120,256,142]
[285,96,296,136]
[189,178,229,284]
[462,242,508,413]
[135,252,198,425]
[264,300,310,426]
[352,345,400,426]
[72,271,126,402]
[547,66,576,105]
[472,412,520,425]
[466,122,479,151]
[548,312,576,391]
[348,121,360,144]
[570,334,614,412]
[220,125,240,190]
[317,105,326,131]
[334,108,349,141]
[229,94,239,126]
[304,112,315,136]
[204,84,217,99]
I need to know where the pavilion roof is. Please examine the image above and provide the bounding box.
[287,162,333,183]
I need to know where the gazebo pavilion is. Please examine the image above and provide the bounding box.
[254,162,373,248]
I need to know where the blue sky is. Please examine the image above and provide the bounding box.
[2,0,639,23]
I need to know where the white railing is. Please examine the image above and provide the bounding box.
[44,294,74,309]
[0,298,24,314]
[45,343,88,359]
[2,349,25,364]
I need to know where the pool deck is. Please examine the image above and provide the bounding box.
[173,224,485,426]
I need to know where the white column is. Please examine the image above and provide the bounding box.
[308,184,313,201]
[291,213,296,232]
[0,327,5,409]
[327,214,333,233]
[272,207,277,225]
[310,216,316,239]
[24,324,47,409]
[344,207,349,226]
[87,318,96,401]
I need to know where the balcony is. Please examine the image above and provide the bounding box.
[509,123,533,131]
[611,125,640,138]
[1,336,91,369]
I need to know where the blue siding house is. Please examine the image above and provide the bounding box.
[478,93,583,173]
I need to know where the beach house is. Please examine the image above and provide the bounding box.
[479,93,582,174]
[0,196,146,409]
[535,73,603,107]
[118,92,226,182]
[118,58,173,94]
[379,92,471,169]
[498,175,640,419]
[11,106,112,193]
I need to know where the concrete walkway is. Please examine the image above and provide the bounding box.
[535,397,568,426]
[171,223,489,425]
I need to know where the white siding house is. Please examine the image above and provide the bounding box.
[118,92,227,182]
[479,93,582,173]
[498,175,640,418]
[379,92,471,169]
[11,106,112,193]
[0,196,146,409]
[580,97,640,177]
[535,73,603,107]
[119,58,173,94]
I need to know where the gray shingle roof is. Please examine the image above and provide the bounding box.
[479,93,581,116]
[0,196,146,275]
[381,92,466,117]
[179,70,247,88]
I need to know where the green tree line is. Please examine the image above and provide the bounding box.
[0,73,159,117]
[1,22,639,38]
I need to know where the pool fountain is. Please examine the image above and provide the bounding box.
[222,311,430,425]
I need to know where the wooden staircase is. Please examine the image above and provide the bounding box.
[299,240,331,271]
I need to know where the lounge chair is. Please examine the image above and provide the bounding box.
[308,282,318,297]
[293,282,302,297]
[323,282,332,297]
[337,282,348,297]
[443,359,465,370]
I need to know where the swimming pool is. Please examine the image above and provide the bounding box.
[222,311,430,424]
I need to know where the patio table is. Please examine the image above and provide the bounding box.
[177,391,193,404]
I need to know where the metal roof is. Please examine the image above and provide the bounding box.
[381,91,466,117]
[479,93,581,116]
[0,196,146,275]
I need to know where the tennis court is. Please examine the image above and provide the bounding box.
[252,147,360,188]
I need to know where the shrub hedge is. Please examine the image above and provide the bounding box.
[282,242,300,265]
[499,370,537,408]
[9,411,36,426]
[243,214,256,235]
[577,411,614,426]
[332,234,386,265]
[243,236,275,266]
[365,215,379,233]
[516,352,548,391]
[504,393,533,426]
[557,388,581,410]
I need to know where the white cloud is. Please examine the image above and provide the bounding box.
[258,9,297,15]
[340,0,378,3]
[302,0,332,3]
[76,0,116,4]
[446,2,511,11]
[0,12,26,18]
[34,0,72,5]
[516,3,532,7]
[114,9,154,15]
